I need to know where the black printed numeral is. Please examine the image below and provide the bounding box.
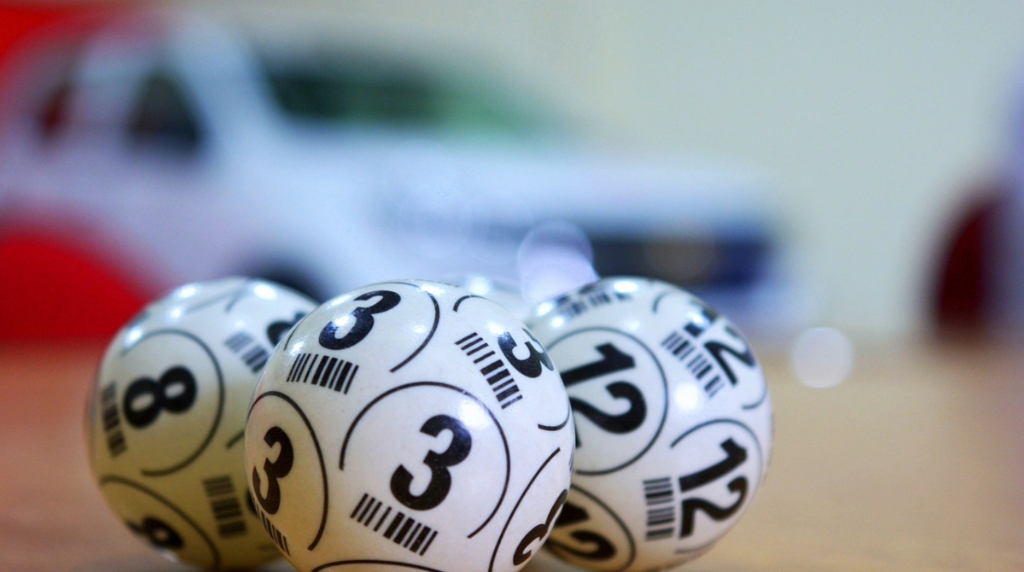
[561,344,644,440]
[123,366,197,429]
[351,493,439,556]
[224,331,270,373]
[319,290,400,350]
[456,332,521,409]
[101,384,127,456]
[704,327,756,386]
[252,427,293,515]
[267,312,306,347]
[514,489,568,565]
[547,502,616,561]
[391,415,471,511]
[497,330,554,378]
[678,438,748,538]
[287,352,359,393]
[664,301,757,399]
[127,516,183,550]
[203,475,247,538]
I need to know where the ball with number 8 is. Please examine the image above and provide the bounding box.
[244,279,575,572]
[526,277,773,572]
[86,277,318,569]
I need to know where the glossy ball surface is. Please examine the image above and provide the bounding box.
[244,280,575,572]
[526,277,772,572]
[86,277,317,569]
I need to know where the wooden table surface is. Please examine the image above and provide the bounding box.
[2,340,1022,571]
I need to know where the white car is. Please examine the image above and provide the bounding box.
[0,9,795,333]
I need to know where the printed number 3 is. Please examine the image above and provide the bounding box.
[252,426,294,515]
[391,415,472,511]
[514,489,568,565]
[319,290,401,350]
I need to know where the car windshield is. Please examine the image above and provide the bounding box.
[256,48,553,138]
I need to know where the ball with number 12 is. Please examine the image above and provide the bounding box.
[527,277,773,572]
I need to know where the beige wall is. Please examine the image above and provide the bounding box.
[214,1,1024,339]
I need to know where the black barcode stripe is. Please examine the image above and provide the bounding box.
[473,350,495,364]
[351,493,369,519]
[500,394,523,409]
[409,525,432,553]
[705,376,724,397]
[393,517,415,545]
[374,506,392,531]
[480,360,502,375]
[492,378,516,392]
[337,361,354,392]
[486,369,511,385]
[384,513,405,539]
[455,333,478,345]
[403,523,422,548]
[419,529,438,555]
[465,341,489,356]
[646,507,675,525]
[344,365,359,394]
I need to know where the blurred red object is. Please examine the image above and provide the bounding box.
[931,179,1004,336]
[0,231,149,341]
[0,5,109,65]
[0,5,143,342]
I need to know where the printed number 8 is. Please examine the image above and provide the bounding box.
[123,366,197,429]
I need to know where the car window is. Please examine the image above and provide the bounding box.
[127,70,202,154]
[257,49,551,138]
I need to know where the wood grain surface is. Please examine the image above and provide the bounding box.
[2,340,1022,571]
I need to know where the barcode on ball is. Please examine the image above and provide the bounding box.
[101,384,127,457]
[456,332,522,409]
[254,502,290,556]
[286,352,358,393]
[202,475,247,538]
[661,332,725,398]
[351,493,438,556]
[224,331,271,373]
[643,477,676,540]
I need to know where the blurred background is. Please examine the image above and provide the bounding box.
[4,1,1024,354]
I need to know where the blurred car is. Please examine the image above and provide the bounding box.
[0,9,799,336]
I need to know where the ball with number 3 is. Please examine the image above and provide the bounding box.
[526,277,773,572]
[244,280,575,572]
[86,277,318,569]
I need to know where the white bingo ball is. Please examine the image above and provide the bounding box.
[526,277,772,572]
[86,277,317,569]
[244,280,575,572]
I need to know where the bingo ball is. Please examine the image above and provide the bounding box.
[243,279,575,572]
[86,277,317,569]
[526,277,772,572]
